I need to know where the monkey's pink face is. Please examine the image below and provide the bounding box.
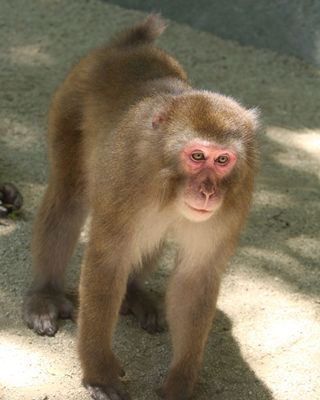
[177,141,237,222]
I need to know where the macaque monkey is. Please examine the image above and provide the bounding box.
[23,15,259,400]
[0,182,23,217]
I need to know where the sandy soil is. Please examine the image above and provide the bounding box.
[0,1,319,399]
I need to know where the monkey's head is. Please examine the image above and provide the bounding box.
[152,91,259,222]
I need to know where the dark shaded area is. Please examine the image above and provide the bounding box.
[105,0,320,67]
[115,310,275,400]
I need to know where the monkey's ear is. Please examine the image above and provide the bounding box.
[247,107,261,131]
[152,111,168,129]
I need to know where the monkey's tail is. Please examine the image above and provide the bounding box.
[111,14,167,47]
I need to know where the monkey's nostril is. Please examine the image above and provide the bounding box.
[200,189,215,198]
[199,178,215,195]
[200,183,215,197]
[200,189,205,197]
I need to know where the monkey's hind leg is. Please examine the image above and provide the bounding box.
[22,82,88,336]
[120,250,165,334]
[23,181,87,336]
[121,279,165,334]
[120,251,165,334]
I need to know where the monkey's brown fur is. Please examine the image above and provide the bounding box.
[23,15,258,400]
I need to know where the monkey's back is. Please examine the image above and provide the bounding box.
[79,44,188,126]
[46,41,188,194]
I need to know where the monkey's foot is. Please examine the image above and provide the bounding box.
[157,385,190,400]
[0,182,23,217]
[157,372,194,400]
[23,290,74,336]
[121,285,165,334]
[85,384,131,400]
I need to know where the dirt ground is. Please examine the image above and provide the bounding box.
[0,1,319,399]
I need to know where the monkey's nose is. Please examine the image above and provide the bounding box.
[200,181,215,198]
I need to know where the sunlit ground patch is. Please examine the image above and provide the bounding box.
[0,339,49,387]
[8,44,53,67]
[266,127,320,177]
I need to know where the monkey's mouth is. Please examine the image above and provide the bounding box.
[184,202,214,214]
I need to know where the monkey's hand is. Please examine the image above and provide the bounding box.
[0,182,23,217]
[157,369,195,400]
[120,286,166,334]
[85,384,131,400]
[82,352,130,400]
[22,289,74,336]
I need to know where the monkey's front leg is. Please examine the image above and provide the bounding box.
[162,260,221,400]
[78,224,131,400]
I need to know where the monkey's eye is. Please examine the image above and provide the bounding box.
[191,152,206,161]
[215,154,229,165]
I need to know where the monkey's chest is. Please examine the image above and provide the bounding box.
[130,206,174,267]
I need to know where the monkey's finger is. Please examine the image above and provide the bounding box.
[141,311,159,334]
[140,306,166,334]
[58,297,74,319]
[23,291,74,336]
[23,300,58,336]
[86,384,131,400]
[119,300,130,316]
[29,314,59,337]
